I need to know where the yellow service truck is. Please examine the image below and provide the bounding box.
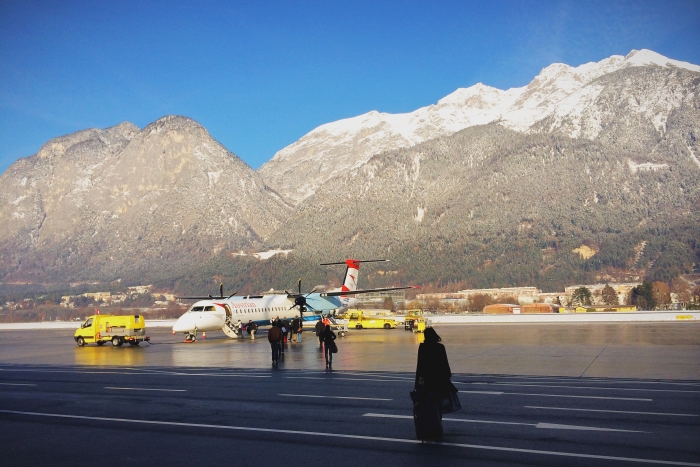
[346,310,398,329]
[74,314,149,347]
[403,309,432,333]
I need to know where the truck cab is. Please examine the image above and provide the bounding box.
[403,309,432,333]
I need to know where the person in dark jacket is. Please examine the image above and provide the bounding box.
[268,325,283,364]
[277,317,287,353]
[322,325,336,366]
[414,328,457,398]
[291,316,300,343]
[247,320,258,339]
[315,319,326,348]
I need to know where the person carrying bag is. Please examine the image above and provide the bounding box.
[411,328,461,440]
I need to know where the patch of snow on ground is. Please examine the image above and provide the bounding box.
[253,249,293,260]
[688,146,700,168]
[627,160,669,173]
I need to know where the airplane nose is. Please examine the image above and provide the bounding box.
[172,317,188,333]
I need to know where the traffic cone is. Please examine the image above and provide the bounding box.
[202,332,207,339]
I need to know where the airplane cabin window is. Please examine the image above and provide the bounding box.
[204,306,215,311]
[190,306,204,312]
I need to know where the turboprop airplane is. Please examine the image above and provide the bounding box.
[172,259,416,341]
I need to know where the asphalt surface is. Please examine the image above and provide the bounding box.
[1,322,698,379]
[1,365,699,466]
[1,323,699,466]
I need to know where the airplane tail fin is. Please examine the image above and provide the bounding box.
[320,259,388,306]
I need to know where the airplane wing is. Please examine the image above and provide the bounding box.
[320,286,418,297]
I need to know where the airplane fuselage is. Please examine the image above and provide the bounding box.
[172,294,344,334]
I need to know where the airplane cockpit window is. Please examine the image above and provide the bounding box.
[190,306,204,312]
[204,306,216,311]
[82,318,93,328]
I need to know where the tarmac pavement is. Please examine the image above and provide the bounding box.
[0,323,699,466]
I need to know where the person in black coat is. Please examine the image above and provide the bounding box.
[414,328,457,398]
[321,325,336,367]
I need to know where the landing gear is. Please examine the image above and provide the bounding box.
[185,327,198,343]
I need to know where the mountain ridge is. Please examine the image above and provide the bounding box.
[258,49,700,205]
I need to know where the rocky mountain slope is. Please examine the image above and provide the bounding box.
[0,116,290,283]
[262,61,700,291]
[258,50,700,205]
[1,50,698,293]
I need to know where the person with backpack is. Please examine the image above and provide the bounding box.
[322,324,337,367]
[247,320,258,339]
[315,319,326,348]
[276,317,286,354]
[268,324,283,364]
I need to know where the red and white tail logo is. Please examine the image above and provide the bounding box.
[340,259,360,305]
[341,259,360,292]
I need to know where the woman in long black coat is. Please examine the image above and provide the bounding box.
[414,328,457,397]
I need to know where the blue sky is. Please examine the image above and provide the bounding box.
[1,0,699,173]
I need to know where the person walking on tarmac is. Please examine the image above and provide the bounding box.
[282,316,291,341]
[414,328,458,406]
[247,320,258,339]
[296,316,303,343]
[315,319,326,348]
[276,317,286,354]
[268,324,283,364]
[291,316,300,343]
[322,324,337,367]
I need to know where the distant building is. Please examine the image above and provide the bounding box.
[356,290,405,307]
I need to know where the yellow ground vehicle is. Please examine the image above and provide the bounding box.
[403,309,432,333]
[346,310,398,329]
[74,314,149,347]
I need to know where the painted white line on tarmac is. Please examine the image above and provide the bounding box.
[284,376,404,383]
[0,383,36,386]
[280,394,392,401]
[104,387,187,392]
[535,423,645,433]
[455,376,700,387]
[459,390,504,395]
[0,367,270,378]
[511,392,651,401]
[525,406,699,417]
[471,382,700,394]
[364,413,645,432]
[1,410,692,466]
[364,413,531,426]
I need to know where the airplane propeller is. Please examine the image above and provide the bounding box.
[286,278,318,315]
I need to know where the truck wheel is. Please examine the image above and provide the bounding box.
[356,325,363,329]
[383,323,391,329]
[112,337,122,347]
[96,341,105,346]
[129,341,139,346]
[77,337,85,347]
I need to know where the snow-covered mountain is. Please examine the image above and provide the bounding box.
[258,49,700,205]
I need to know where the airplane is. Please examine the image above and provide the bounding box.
[172,259,416,341]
